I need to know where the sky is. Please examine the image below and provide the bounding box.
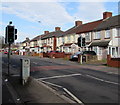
[0,0,119,43]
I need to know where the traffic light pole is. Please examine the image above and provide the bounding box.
[8,43,11,76]
[5,21,17,76]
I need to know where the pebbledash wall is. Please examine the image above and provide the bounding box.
[107,55,120,67]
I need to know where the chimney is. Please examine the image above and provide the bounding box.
[26,37,29,40]
[75,21,82,26]
[55,27,61,31]
[44,31,49,34]
[103,12,112,19]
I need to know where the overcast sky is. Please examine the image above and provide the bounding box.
[0,0,119,42]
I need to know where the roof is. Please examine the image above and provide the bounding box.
[76,19,103,34]
[63,25,82,35]
[89,40,110,47]
[41,30,64,39]
[22,38,30,43]
[94,15,120,31]
[63,19,103,36]
[30,34,47,42]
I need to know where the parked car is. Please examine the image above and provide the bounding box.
[4,51,8,54]
[82,51,96,56]
[4,51,12,55]
[70,51,96,61]
[70,51,82,61]
[47,51,65,58]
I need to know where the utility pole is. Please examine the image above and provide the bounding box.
[38,21,41,54]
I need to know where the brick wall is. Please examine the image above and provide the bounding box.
[107,55,120,67]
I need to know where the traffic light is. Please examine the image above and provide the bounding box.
[78,37,86,47]
[78,36,82,47]
[7,26,15,43]
[5,25,17,44]
[82,38,86,46]
[15,29,17,40]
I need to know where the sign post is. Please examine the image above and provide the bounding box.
[8,43,11,76]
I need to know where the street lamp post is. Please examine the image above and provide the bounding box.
[38,21,41,55]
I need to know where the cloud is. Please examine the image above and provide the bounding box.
[17,31,34,42]
[1,0,120,2]
[74,2,106,23]
[2,2,74,27]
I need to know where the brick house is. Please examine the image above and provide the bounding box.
[41,27,64,52]
[76,19,103,52]
[30,35,40,53]
[59,21,83,54]
[20,37,30,55]
[91,12,120,60]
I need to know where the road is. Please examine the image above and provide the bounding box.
[2,54,119,104]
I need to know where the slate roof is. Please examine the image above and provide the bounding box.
[94,15,120,31]
[30,34,47,42]
[22,38,30,43]
[63,25,82,35]
[41,30,64,39]
[76,19,103,34]
[62,19,103,36]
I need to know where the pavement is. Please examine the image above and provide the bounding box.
[2,64,79,104]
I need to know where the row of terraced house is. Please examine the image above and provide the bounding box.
[18,12,120,67]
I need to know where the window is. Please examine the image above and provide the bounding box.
[51,38,53,44]
[73,35,75,41]
[48,39,50,44]
[112,47,116,57]
[68,36,71,42]
[109,47,120,58]
[93,47,97,54]
[105,30,110,38]
[108,47,111,55]
[94,31,101,39]
[116,28,120,37]
[58,38,60,44]
[62,37,64,43]
[85,33,90,41]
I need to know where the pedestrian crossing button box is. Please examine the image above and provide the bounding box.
[20,58,30,85]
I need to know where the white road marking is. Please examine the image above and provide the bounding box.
[39,73,82,80]
[86,75,104,81]
[107,72,118,75]
[86,74,119,85]
[37,80,84,104]
[63,88,84,104]
[104,80,119,85]
[41,80,63,88]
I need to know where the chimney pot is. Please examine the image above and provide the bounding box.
[55,27,61,31]
[103,12,112,19]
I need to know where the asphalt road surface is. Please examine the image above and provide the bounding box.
[2,54,119,104]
